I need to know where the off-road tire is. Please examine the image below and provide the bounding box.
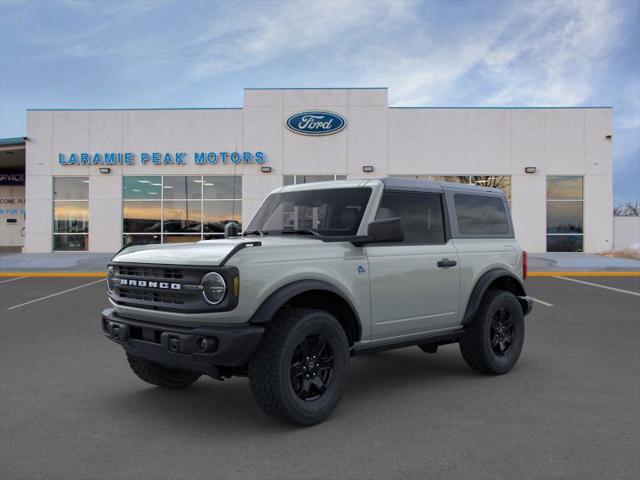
[126,354,201,389]
[249,307,349,426]
[459,290,525,375]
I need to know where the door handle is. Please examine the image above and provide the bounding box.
[437,258,457,268]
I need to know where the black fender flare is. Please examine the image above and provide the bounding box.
[248,279,362,341]
[462,268,527,325]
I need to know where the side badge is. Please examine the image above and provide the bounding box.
[357,265,366,274]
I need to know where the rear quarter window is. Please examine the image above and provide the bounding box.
[454,194,510,235]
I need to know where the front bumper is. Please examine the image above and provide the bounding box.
[101,308,264,376]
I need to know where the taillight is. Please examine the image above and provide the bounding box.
[522,251,528,280]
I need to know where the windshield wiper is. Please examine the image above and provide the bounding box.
[280,228,322,237]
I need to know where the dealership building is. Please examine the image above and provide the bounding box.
[0,88,613,253]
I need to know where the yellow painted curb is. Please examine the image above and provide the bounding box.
[0,272,106,278]
[528,271,640,277]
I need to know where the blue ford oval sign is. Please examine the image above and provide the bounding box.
[286,111,346,136]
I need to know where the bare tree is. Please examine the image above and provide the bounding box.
[613,201,639,216]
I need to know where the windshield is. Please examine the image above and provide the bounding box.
[246,187,372,236]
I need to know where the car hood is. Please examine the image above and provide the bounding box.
[112,236,323,266]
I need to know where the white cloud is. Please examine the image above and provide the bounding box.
[10,0,634,111]
[366,0,624,107]
[190,0,411,79]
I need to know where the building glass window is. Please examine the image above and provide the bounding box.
[547,176,583,252]
[391,175,512,200]
[53,177,89,251]
[122,175,242,247]
[283,174,347,186]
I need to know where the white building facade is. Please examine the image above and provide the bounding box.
[23,88,613,253]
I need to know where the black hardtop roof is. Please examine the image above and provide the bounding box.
[380,177,505,196]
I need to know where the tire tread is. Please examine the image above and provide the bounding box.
[249,307,347,425]
[460,290,524,375]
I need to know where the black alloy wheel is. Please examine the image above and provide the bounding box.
[290,334,335,401]
[490,307,514,356]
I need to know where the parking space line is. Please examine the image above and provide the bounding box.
[529,296,554,307]
[554,276,640,297]
[0,276,27,284]
[6,279,106,311]
[0,272,106,278]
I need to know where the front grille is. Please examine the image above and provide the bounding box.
[119,287,184,305]
[114,265,184,280]
[109,262,239,313]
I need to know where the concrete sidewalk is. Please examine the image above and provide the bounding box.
[1,250,639,274]
[528,252,640,272]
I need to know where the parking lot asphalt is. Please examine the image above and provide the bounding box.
[1,276,638,480]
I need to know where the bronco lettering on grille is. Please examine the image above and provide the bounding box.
[120,278,181,290]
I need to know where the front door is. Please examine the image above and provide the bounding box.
[366,190,460,340]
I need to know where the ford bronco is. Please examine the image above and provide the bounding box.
[102,177,532,425]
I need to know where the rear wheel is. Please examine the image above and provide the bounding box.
[126,354,201,389]
[249,307,349,426]
[459,290,525,374]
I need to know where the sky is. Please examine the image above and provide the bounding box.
[0,0,638,203]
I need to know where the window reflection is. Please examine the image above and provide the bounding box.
[163,234,204,244]
[547,176,583,200]
[547,202,583,233]
[162,176,203,200]
[296,175,334,184]
[547,235,583,252]
[203,176,242,199]
[54,177,89,200]
[54,202,89,233]
[123,176,161,199]
[122,234,161,247]
[53,177,89,251]
[376,192,445,244]
[162,200,202,233]
[546,176,584,252]
[121,175,242,245]
[203,201,242,235]
[123,201,161,232]
[54,235,87,251]
[283,175,346,186]
[454,194,510,235]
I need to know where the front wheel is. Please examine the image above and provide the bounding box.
[459,290,525,375]
[249,308,349,426]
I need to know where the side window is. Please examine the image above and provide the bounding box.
[375,191,446,244]
[454,194,510,235]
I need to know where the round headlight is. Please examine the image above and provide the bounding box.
[107,266,115,294]
[201,272,227,305]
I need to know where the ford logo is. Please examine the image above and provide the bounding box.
[286,111,346,136]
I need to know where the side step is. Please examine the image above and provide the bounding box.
[352,329,464,356]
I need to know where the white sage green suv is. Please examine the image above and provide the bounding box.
[102,177,532,425]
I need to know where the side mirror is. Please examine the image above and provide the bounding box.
[366,217,404,243]
[224,221,240,238]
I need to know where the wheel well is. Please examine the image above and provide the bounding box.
[462,270,527,325]
[283,289,360,346]
[486,275,526,297]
